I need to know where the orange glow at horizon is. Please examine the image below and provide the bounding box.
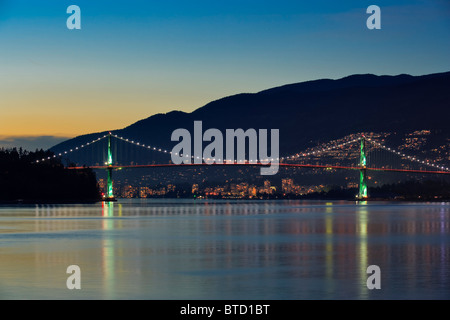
[0,92,205,138]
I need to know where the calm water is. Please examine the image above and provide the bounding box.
[0,199,449,300]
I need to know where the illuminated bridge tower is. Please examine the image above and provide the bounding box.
[358,136,368,200]
[105,132,116,201]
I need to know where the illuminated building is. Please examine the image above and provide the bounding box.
[282,178,294,194]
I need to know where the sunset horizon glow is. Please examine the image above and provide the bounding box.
[1,0,449,149]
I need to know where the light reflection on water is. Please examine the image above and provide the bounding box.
[0,199,449,299]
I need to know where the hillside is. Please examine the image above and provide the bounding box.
[52,71,450,156]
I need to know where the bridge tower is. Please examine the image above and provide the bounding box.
[105,132,116,201]
[358,136,368,200]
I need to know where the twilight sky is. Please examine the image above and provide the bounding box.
[1,0,449,150]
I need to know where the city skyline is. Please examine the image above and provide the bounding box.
[88,129,449,201]
[1,0,450,150]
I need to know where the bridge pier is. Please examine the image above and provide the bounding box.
[357,136,368,200]
[104,132,116,202]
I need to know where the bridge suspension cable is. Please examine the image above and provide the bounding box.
[34,132,449,174]
[281,137,361,161]
[111,133,362,163]
[365,137,449,172]
[36,132,358,164]
[34,134,109,164]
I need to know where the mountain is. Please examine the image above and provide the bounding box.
[52,71,450,157]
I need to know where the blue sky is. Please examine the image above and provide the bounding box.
[0,0,449,149]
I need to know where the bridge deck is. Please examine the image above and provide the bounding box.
[66,163,450,175]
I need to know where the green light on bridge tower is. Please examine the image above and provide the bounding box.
[105,132,116,201]
[358,136,368,200]
[107,132,113,166]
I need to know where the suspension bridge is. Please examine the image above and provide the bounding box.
[37,132,450,201]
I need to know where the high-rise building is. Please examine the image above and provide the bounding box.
[98,178,106,195]
[282,178,294,194]
[140,186,151,198]
[122,185,137,198]
[248,185,257,197]
[263,180,271,194]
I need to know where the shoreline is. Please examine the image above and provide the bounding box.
[1,197,449,205]
[0,199,101,205]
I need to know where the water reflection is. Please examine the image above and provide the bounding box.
[30,200,354,217]
[0,200,449,299]
[101,201,115,299]
[357,202,368,299]
[325,203,334,295]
